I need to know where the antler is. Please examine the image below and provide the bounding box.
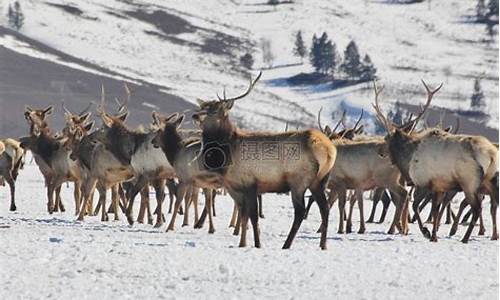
[218,71,262,102]
[332,110,346,133]
[454,117,460,134]
[317,107,324,132]
[61,100,72,115]
[371,80,391,132]
[407,80,443,133]
[353,109,364,131]
[115,83,131,113]
[96,84,106,116]
[79,101,94,116]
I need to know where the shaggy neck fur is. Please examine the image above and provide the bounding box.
[387,130,419,182]
[161,125,183,165]
[104,123,147,165]
[201,116,236,144]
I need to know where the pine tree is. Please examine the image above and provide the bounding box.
[293,30,307,63]
[260,38,275,68]
[341,41,362,80]
[240,53,254,70]
[477,0,487,22]
[359,54,377,82]
[487,0,499,19]
[7,2,25,31]
[470,78,486,110]
[309,34,322,73]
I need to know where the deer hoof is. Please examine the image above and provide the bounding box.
[337,229,344,234]
[449,226,458,237]
[182,223,189,227]
[126,216,134,226]
[422,228,431,239]
[478,228,486,236]
[9,205,16,211]
[358,228,366,234]
[430,236,438,242]
[461,238,469,244]
[208,228,215,234]
[491,233,498,240]
[153,221,163,228]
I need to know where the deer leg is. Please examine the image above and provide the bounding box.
[153,180,166,228]
[388,184,407,234]
[46,182,55,214]
[356,189,366,234]
[233,208,241,236]
[430,192,444,242]
[74,181,82,216]
[126,176,147,226]
[378,190,391,224]
[462,192,481,243]
[166,179,176,214]
[5,172,16,211]
[229,203,238,228]
[98,185,108,222]
[412,188,431,239]
[111,184,120,221]
[367,188,382,223]
[491,195,498,240]
[445,203,453,224]
[311,182,330,250]
[77,179,97,221]
[212,190,217,217]
[166,182,187,232]
[460,207,473,225]
[304,196,314,219]
[258,194,264,219]
[193,189,199,224]
[194,188,209,230]
[450,198,468,237]
[248,192,261,248]
[206,188,215,234]
[137,187,147,224]
[336,187,347,234]
[282,188,307,250]
[478,209,486,236]
[182,187,193,227]
[346,192,356,234]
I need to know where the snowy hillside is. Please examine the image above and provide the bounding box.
[0,155,498,299]
[0,0,498,134]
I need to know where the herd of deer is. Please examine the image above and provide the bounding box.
[0,72,498,250]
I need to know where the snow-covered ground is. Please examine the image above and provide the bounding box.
[0,0,497,130]
[0,156,498,299]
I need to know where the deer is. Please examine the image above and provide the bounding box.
[151,112,221,234]
[190,72,336,250]
[373,79,498,242]
[88,85,178,227]
[0,138,25,211]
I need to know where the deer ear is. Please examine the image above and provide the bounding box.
[165,112,179,123]
[151,111,161,125]
[117,111,128,122]
[224,100,234,111]
[101,113,113,127]
[174,114,185,129]
[84,121,94,132]
[324,125,332,137]
[80,112,92,123]
[25,105,33,113]
[43,106,54,115]
[24,111,31,120]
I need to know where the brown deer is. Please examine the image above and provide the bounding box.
[152,112,221,234]
[373,80,498,242]
[90,86,177,227]
[190,72,336,249]
[0,138,25,211]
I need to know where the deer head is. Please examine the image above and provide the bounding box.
[24,105,54,136]
[191,72,261,134]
